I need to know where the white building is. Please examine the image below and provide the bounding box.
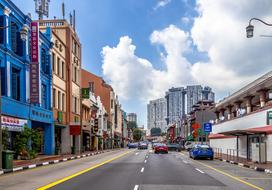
[209,71,272,162]
[147,98,167,132]
[127,113,137,123]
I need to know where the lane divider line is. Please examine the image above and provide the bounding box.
[37,151,133,190]
[135,152,139,155]
[141,167,144,173]
[134,185,139,190]
[144,160,147,163]
[195,168,205,174]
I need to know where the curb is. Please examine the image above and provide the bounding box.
[0,149,120,176]
[218,158,270,174]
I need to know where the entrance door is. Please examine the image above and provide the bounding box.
[248,135,261,160]
[35,127,44,154]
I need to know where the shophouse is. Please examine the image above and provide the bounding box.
[0,0,54,154]
[210,71,272,163]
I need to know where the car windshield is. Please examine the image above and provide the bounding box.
[4,1,270,190]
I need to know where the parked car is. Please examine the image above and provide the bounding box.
[154,143,168,154]
[184,141,198,151]
[138,142,148,149]
[128,142,138,149]
[167,143,183,152]
[189,144,214,160]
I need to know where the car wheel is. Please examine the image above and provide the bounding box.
[210,157,214,160]
[193,156,196,160]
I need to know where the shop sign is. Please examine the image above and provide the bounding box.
[267,111,272,125]
[30,21,40,104]
[81,88,90,99]
[1,116,27,132]
[70,125,81,135]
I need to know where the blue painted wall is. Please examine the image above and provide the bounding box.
[0,0,54,154]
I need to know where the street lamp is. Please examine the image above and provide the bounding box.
[246,18,272,38]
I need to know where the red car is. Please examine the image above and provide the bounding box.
[154,143,168,154]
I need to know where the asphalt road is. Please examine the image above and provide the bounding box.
[1,148,272,190]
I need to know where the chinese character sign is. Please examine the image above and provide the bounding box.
[31,22,39,62]
[30,22,40,104]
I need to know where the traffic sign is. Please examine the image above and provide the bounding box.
[81,88,90,99]
[203,123,212,133]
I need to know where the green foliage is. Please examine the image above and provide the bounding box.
[14,126,41,159]
[133,128,142,141]
[150,127,162,136]
[2,128,9,150]
[127,121,137,130]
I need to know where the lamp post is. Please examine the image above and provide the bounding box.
[246,18,272,38]
[0,25,28,169]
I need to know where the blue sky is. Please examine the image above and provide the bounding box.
[12,0,272,127]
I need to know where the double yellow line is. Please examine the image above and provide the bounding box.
[37,151,132,190]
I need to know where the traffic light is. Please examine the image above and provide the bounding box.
[94,119,99,133]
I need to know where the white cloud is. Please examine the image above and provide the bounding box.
[153,0,171,10]
[181,17,190,24]
[102,0,272,103]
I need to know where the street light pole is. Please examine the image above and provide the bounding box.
[246,18,272,38]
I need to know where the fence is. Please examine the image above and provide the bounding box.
[213,148,248,163]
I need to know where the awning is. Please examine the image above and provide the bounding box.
[218,125,272,136]
[208,133,235,139]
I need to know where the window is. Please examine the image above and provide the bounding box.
[74,97,77,113]
[11,67,20,101]
[62,93,65,111]
[1,66,6,96]
[52,53,55,72]
[11,22,23,56]
[53,88,56,108]
[58,91,61,110]
[61,61,65,79]
[74,66,77,82]
[41,48,46,73]
[57,57,60,76]
[0,16,4,44]
[89,82,94,93]
[41,84,47,108]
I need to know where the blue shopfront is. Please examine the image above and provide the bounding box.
[0,0,55,155]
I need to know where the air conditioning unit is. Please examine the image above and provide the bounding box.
[251,143,266,163]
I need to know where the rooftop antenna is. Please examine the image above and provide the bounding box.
[73,9,76,30]
[69,12,73,27]
[34,0,50,20]
[62,2,65,20]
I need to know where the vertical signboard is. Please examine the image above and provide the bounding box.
[30,22,40,104]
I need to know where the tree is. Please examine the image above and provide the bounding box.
[150,127,162,136]
[127,121,137,130]
[133,128,142,141]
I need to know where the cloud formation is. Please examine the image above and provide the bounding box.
[153,0,171,10]
[102,0,272,103]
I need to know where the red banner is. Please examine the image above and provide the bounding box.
[30,22,40,104]
[70,125,81,135]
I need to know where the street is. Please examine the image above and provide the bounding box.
[0,148,272,190]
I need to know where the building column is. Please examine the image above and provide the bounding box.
[44,123,55,155]
[258,90,267,108]
[220,109,225,120]
[233,101,242,117]
[3,7,11,48]
[226,105,233,120]
[215,111,220,123]
[245,96,253,114]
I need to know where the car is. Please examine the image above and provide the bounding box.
[138,142,148,149]
[128,142,138,149]
[167,143,183,152]
[189,144,214,160]
[184,141,199,151]
[152,142,160,150]
[154,143,168,154]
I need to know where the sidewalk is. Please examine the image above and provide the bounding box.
[214,152,272,174]
[0,148,122,175]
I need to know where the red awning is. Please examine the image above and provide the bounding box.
[247,125,272,134]
[208,133,235,139]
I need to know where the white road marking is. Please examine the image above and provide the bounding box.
[195,168,205,174]
[183,160,188,164]
[134,185,139,190]
[149,150,153,153]
[141,167,144,173]
[135,152,139,155]
[180,153,185,156]
[144,160,147,163]
[146,156,148,159]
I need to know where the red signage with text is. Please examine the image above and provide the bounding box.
[30,22,40,104]
[70,125,81,135]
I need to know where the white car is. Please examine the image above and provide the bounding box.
[184,141,197,151]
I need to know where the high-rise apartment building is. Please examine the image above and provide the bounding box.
[186,85,215,114]
[165,87,186,129]
[127,113,137,123]
[147,98,167,132]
